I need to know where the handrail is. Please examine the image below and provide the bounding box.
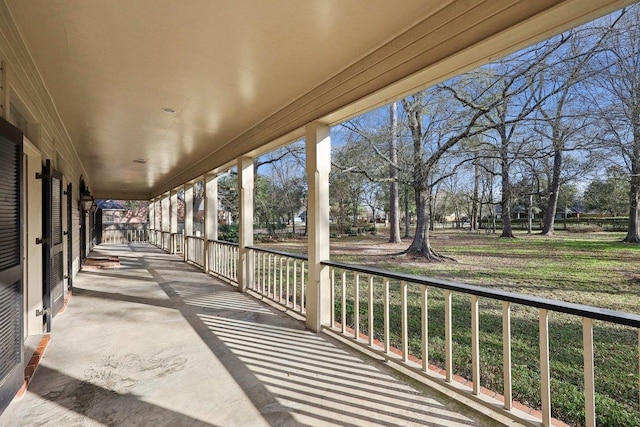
[321,259,640,328]
[246,245,308,261]
[209,239,239,247]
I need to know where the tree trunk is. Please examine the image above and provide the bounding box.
[404,186,411,238]
[623,157,640,243]
[471,162,479,232]
[541,148,562,235]
[500,152,515,238]
[388,102,402,243]
[404,187,446,260]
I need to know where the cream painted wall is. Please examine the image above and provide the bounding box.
[0,4,87,282]
[22,137,43,337]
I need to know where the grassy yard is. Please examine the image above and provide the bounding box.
[258,230,640,426]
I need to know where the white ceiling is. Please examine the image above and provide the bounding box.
[5,0,633,199]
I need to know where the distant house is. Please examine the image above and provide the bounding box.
[97,200,148,223]
[555,205,585,219]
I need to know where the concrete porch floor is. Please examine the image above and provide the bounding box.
[1,243,501,426]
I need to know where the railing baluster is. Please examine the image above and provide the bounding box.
[259,252,263,291]
[354,273,360,340]
[220,244,224,276]
[421,285,428,372]
[250,249,255,289]
[384,278,390,354]
[254,251,259,291]
[401,280,408,363]
[341,270,347,334]
[221,243,224,276]
[444,289,452,382]
[262,252,267,295]
[259,252,264,292]
[213,243,218,274]
[503,301,512,410]
[293,260,298,310]
[368,275,374,347]
[330,267,335,327]
[225,244,229,277]
[583,317,595,427]
[271,254,276,297]
[268,254,272,297]
[286,258,291,307]
[301,261,305,313]
[279,257,283,303]
[293,260,297,309]
[471,295,480,395]
[252,251,257,290]
[540,308,551,426]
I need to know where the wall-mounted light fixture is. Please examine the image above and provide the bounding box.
[78,175,95,212]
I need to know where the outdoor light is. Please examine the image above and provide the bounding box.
[80,194,95,212]
[78,175,94,211]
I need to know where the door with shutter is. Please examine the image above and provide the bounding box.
[0,118,24,413]
[66,183,73,291]
[42,161,64,331]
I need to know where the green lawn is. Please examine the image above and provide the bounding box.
[259,230,640,426]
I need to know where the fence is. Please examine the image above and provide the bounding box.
[479,217,629,232]
[101,223,148,244]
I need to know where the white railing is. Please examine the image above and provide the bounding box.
[184,238,640,426]
[207,240,239,284]
[247,246,307,316]
[322,260,640,427]
[171,232,183,254]
[102,224,148,244]
[153,230,162,246]
[185,235,204,268]
[161,231,171,252]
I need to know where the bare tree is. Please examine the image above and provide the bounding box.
[533,16,624,235]
[589,7,640,242]
[448,34,576,238]
[400,87,493,259]
[337,105,403,240]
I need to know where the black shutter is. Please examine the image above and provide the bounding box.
[0,141,20,270]
[0,117,24,414]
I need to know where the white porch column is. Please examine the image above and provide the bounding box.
[185,183,194,261]
[204,174,219,272]
[161,194,170,232]
[161,194,170,251]
[306,121,331,332]
[148,198,155,237]
[155,198,162,242]
[185,184,194,236]
[237,157,254,292]
[170,190,179,253]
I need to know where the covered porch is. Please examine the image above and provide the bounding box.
[0,243,494,426]
[1,1,639,426]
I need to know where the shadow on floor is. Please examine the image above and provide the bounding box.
[33,244,481,426]
[27,365,219,426]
